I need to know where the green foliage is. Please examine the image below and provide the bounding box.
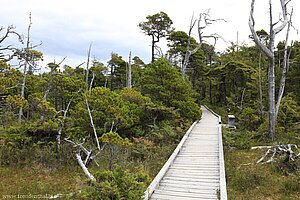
[27,93,56,119]
[108,53,127,90]
[173,99,202,121]
[84,167,150,200]
[167,31,202,62]
[70,87,152,138]
[147,122,177,143]
[277,93,300,132]
[89,59,107,88]
[0,134,74,167]
[100,132,132,170]
[223,129,264,150]
[6,94,28,111]
[138,12,173,37]
[130,137,155,161]
[141,58,201,121]
[25,120,58,142]
[139,12,174,61]
[100,132,132,147]
[239,107,260,130]
[0,61,22,94]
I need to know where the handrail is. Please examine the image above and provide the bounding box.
[143,106,227,200]
[204,105,227,200]
[143,121,198,200]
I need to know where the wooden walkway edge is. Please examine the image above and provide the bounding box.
[143,106,227,200]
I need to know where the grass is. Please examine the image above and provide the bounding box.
[0,165,86,198]
[0,136,177,199]
[224,128,300,200]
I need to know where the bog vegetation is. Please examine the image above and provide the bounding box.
[1,4,300,199]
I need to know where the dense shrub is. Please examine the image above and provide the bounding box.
[82,167,150,200]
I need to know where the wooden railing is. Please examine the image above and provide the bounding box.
[143,121,198,199]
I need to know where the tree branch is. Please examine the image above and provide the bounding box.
[275,8,293,119]
[249,0,273,58]
[85,96,101,151]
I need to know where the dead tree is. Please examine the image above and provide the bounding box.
[86,43,92,91]
[258,52,264,120]
[255,144,300,164]
[182,11,222,80]
[18,14,32,123]
[0,25,23,61]
[55,89,81,156]
[41,57,66,120]
[56,90,105,181]
[15,13,42,123]
[64,137,105,181]
[127,51,132,88]
[275,9,293,120]
[249,0,291,140]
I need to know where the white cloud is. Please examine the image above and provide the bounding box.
[1,0,299,68]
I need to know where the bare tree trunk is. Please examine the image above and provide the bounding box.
[86,43,92,91]
[56,91,79,157]
[275,9,293,119]
[151,35,159,63]
[85,97,101,151]
[89,73,95,92]
[240,88,246,109]
[182,12,222,80]
[249,0,289,139]
[182,15,199,80]
[258,52,264,121]
[209,79,213,105]
[75,152,96,181]
[18,64,27,123]
[268,56,276,140]
[18,14,32,123]
[127,51,132,88]
[41,58,65,121]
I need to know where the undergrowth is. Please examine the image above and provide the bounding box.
[224,128,300,199]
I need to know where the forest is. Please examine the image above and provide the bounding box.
[1,1,300,200]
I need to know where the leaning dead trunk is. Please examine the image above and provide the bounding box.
[76,153,96,181]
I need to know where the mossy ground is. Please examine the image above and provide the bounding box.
[224,129,300,200]
[0,165,85,198]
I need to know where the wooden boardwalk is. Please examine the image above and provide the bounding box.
[144,106,227,200]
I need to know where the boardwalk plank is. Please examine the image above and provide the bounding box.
[145,106,227,200]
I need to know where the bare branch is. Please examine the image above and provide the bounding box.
[251,146,273,150]
[249,0,272,58]
[85,95,101,151]
[275,7,293,119]
[75,152,96,181]
[89,73,95,92]
[182,11,223,80]
[274,0,289,34]
[56,89,82,153]
[0,25,23,44]
[75,62,85,68]
[256,144,299,164]
[57,56,67,66]
[86,43,92,91]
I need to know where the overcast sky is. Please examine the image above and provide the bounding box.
[1,0,299,68]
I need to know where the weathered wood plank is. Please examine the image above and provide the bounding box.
[144,106,227,200]
[153,189,217,199]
